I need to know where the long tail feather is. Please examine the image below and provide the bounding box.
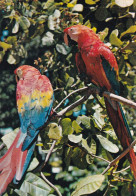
[105,98,136,179]
[0,129,34,195]
[0,130,21,195]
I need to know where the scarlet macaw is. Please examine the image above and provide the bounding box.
[64,25,136,178]
[0,65,54,194]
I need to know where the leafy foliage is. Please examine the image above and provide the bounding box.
[0,0,136,195]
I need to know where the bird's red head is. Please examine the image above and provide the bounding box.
[14,65,40,82]
[64,25,94,46]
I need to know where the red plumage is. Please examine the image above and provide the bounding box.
[0,130,27,194]
[64,25,136,178]
[0,65,54,195]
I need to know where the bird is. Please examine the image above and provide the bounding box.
[64,24,136,179]
[0,65,54,195]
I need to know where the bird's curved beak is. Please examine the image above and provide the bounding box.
[15,75,19,83]
[64,33,69,46]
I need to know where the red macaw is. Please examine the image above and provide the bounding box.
[0,65,54,195]
[64,25,136,178]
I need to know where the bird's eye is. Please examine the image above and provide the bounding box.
[17,69,23,77]
[15,69,23,82]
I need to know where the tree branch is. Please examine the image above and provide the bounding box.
[54,86,88,111]
[41,172,62,196]
[113,166,130,174]
[87,86,136,109]
[57,94,90,117]
[102,139,136,175]
[54,86,136,118]
[34,140,56,173]
[38,85,136,179]
[54,86,136,119]
[41,140,56,170]
[103,91,136,109]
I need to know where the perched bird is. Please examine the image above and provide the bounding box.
[64,25,136,178]
[0,65,54,195]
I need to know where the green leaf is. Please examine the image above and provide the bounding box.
[115,0,134,8]
[27,158,39,172]
[61,118,73,135]
[99,28,109,42]
[42,31,54,46]
[72,120,83,133]
[42,0,54,9]
[48,123,62,140]
[2,128,19,149]
[14,189,27,196]
[7,36,17,45]
[12,20,19,33]
[93,108,105,129]
[122,41,136,52]
[90,138,96,155]
[101,148,113,161]
[7,51,20,64]
[72,4,83,12]
[97,135,119,153]
[19,16,30,32]
[66,76,75,88]
[17,173,51,196]
[71,175,105,196]
[85,0,100,5]
[109,30,123,47]
[7,54,16,64]
[121,183,132,196]
[76,116,91,129]
[128,51,136,66]
[0,42,12,51]
[95,7,108,21]
[64,147,73,168]
[83,138,96,164]
[65,110,73,116]
[68,134,82,143]
[37,15,48,23]
[72,147,87,169]
[106,190,118,196]
[120,25,136,38]
[82,138,92,153]
[56,43,71,55]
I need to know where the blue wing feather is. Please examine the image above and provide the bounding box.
[101,55,120,94]
[21,96,53,151]
[101,56,132,139]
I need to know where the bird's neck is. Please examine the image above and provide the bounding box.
[77,32,101,49]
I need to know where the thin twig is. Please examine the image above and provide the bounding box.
[54,88,64,92]
[41,172,62,196]
[54,86,136,115]
[56,84,136,117]
[102,139,136,175]
[113,166,130,174]
[113,175,132,182]
[77,144,110,164]
[87,86,136,109]
[34,140,57,172]
[103,183,111,196]
[92,154,110,163]
[43,140,57,168]
[57,92,90,117]
[54,86,88,111]
[103,91,136,109]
